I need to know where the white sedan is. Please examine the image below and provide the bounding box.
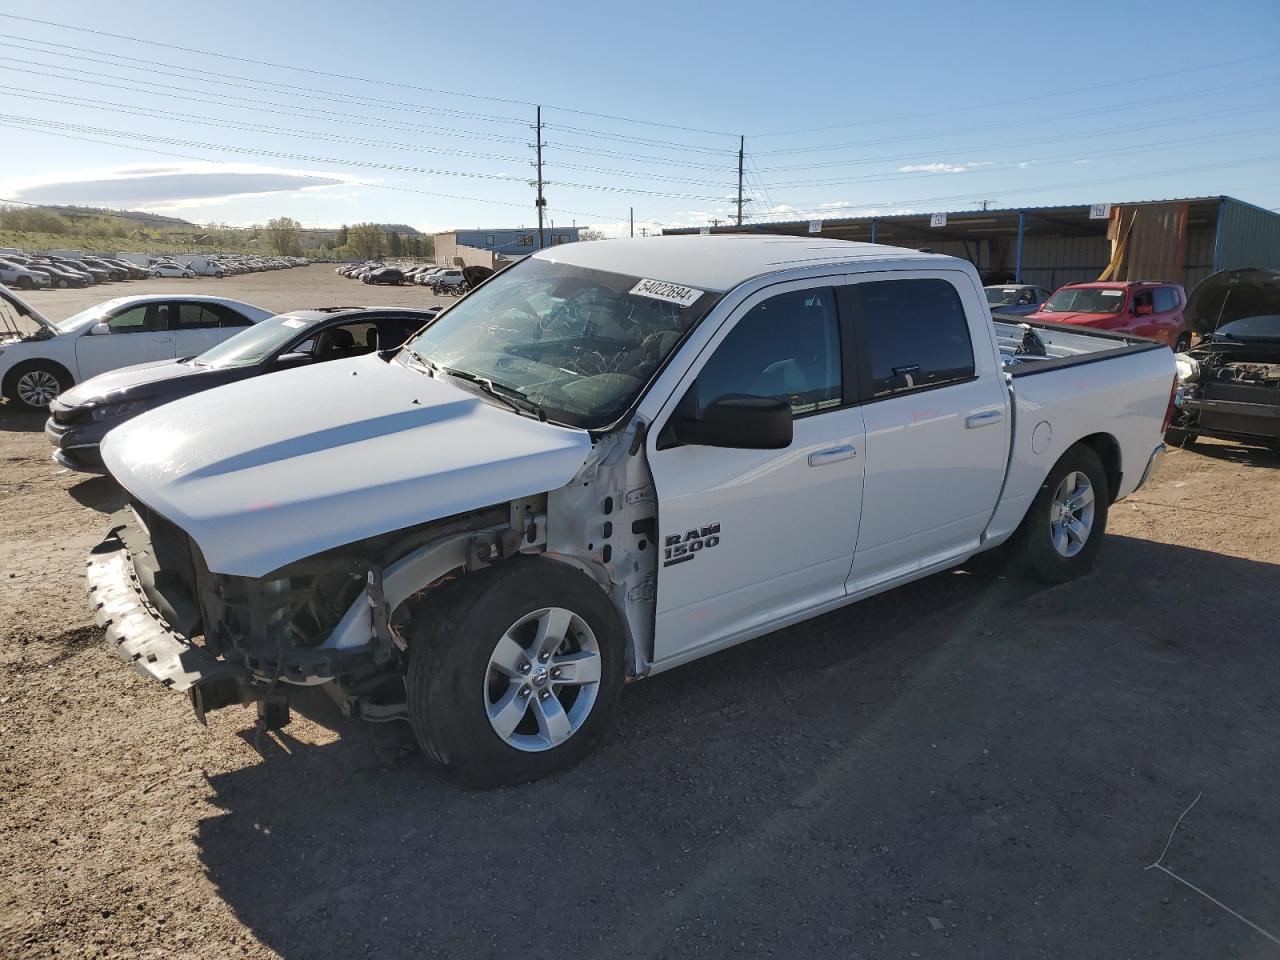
[150,263,196,279]
[0,287,273,410]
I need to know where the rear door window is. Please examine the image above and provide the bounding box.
[845,278,975,399]
[1153,287,1178,312]
[176,303,222,329]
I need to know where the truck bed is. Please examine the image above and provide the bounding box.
[993,316,1165,372]
[984,316,1174,548]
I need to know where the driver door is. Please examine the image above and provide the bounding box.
[647,281,866,666]
[75,302,177,380]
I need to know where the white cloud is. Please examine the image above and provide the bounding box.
[898,162,968,174]
[1,161,363,210]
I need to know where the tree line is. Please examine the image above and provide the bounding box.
[265,218,434,260]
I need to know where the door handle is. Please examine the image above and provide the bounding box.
[155,337,174,343]
[808,444,856,467]
[965,410,1003,429]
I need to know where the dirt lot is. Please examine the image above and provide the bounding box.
[2,266,1279,959]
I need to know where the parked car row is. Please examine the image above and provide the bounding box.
[985,279,1190,350]
[0,252,311,288]
[0,254,147,289]
[5,237,1180,787]
[336,262,493,296]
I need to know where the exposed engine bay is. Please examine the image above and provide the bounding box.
[1206,359,1280,385]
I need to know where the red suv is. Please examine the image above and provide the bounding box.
[1030,281,1189,350]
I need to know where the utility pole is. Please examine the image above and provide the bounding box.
[535,106,546,250]
[710,218,724,227]
[735,135,745,227]
[630,206,634,238]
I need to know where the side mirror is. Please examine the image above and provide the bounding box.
[1135,304,1154,316]
[89,322,110,336]
[272,352,313,369]
[670,395,793,450]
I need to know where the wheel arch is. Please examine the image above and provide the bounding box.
[1074,432,1122,503]
[2,356,75,398]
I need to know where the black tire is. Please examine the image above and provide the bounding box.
[57,279,68,289]
[407,558,626,788]
[1164,426,1197,448]
[1007,443,1110,583]
[3,360,72,411]
[15,276,33,290]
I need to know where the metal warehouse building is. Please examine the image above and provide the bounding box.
[665,196,1280,292]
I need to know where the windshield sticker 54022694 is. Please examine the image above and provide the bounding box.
[630,278,704,308]
[663,523,720,567]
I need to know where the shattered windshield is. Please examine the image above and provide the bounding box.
[407,257,719,429]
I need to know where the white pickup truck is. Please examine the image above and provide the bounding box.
[87,237,1175,785]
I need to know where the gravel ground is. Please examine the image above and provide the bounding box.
[2,266,1278,959]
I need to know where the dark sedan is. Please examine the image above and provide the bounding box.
[46,306,439,472]
[26,262,90,288]
[363,267,405,285]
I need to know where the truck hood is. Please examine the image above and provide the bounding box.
[1185,268,1280,335]
[101,353,593,577]
[57,358,214,405]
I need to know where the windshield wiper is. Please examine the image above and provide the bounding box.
[439,366,548,421]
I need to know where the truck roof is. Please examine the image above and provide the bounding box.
[532,235,949,293]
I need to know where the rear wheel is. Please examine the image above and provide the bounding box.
[3,361,71,411]
[407,559,626,787]
[1008,444,1110,583]
[1164,426,1197,448]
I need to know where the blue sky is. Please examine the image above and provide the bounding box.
[0,0,1277,237]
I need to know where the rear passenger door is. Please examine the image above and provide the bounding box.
[842,272,1010,593]
[173,302,228,357]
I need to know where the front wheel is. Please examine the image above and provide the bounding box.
[3,361,71,411]
[151,271,162,278]
[15,276,33,290]
[1007,444,1110,583]
[407,559,626,787]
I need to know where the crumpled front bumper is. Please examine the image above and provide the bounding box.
[86,523,255,719]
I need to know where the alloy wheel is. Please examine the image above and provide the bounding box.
[16,370,61,407]
[1050,470,1095,558]
[484,606,602,752]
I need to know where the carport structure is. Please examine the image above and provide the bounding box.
[665,195,1280,293]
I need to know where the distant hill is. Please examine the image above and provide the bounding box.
[38,205,201,229]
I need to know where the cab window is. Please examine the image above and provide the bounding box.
[1153,287,1178,312]
[694,288,842,417]
[845,278,975,398]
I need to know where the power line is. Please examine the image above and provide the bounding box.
[755,101,1280,173]
[750,50,1280,137]
[0,119,632,224]
[0,60,740,175]
[0,114,735,202]
[0,84,739,188]
[753,76,1280,156]
[760,126,1280,190]
[0,13,738,138]
[743,154,1280,222]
